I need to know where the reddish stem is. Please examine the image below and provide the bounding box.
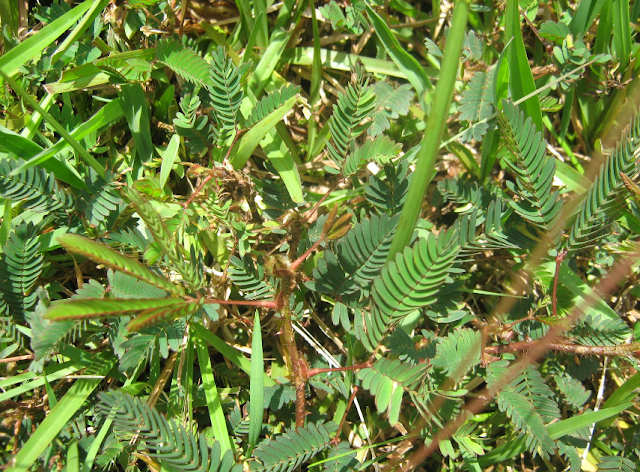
[290,237,325,272]
[333,386,359,445]
[306,362,372,378]
[203,299,277,309]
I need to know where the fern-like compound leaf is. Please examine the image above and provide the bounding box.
[554,374,591,409]
[322,442,359,472]
[325,64,377,173]
[510,364,561,424]
[369,82,414,137]
[342,135,402,176]
[156,39,213,88]
[0,158,73,216]
[431,328,481,377]
[596,455,637,472]
[209,46,249,140]
[487,361,557,459]
[228,255,275,300]
[251,422,338,472]
[0,223,43,320]
[497,391,556,458]
[567,113,640,250]
[308,213,398,295]
[459,67,496,143]
[174,93,218,156]
[365,160,411,214]
[569,314,631,346]
[498,100,563,234]
[357,358,427,425]
[364,229,460,350]
[437,175,491,218]
[97,391,241,472]
[245,84,300,128]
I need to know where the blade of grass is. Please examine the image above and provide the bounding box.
[0,363,80,402]
[195,336,234,455]
[570,0,606,37]
[248,28,294,97]
[477,403,632,466]
[281,47,437,79]
[119,83,153,164]
[159,134,180,189]
[0,124,84,188]
[612,0,631,73]
[192,322,275,386]
[0,70,105,178]
[252,0,269,49]
[0,0,92,78]
[231,94,298,169]
[505,0,542,130]
[247,312,264,456]
[386,0,470,260]
[597,373,640,428]
[307,0,322,158]
[50,0,110,64]
[0,0,19,38]
[365,1,432,104]
[10,99,123,180]
[6,352,116,472]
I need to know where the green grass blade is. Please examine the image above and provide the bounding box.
[195,336,233,455]
[570,0,606,37]
[45,298,185,321]
[248,28,293,97]
[6,352,116,472]
[0,0,92,78]
[247,312,264,455]
[478,403,632,466]
[505,0,542,130]
[387,0,470,260]
[0,0,19,38]
[598,373,640,427]
[281,47,437,79]
[612,0,631,73]
[10,99,123,180]
[365,2,432,103]
[159,134,180,189]
[231,94,298,169]
[120,83,154,163]
[549,403,632,438]
[50,0,110,64]
[0,70,105,178]
[0,363,80,403]
[307,0,322,157]
[21,92,55,139]
[252,0,269,49]
[191,322,275,386]
[0,123,85,188]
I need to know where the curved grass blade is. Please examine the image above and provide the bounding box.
[0,0,92,78]
[195,335,234,455]
[247,312,264,455]
[6,351,116,472]
[365,2,432,103]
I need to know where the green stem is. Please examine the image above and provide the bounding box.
[386,0,470,261]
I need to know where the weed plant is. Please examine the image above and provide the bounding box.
[1,0,640,470]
